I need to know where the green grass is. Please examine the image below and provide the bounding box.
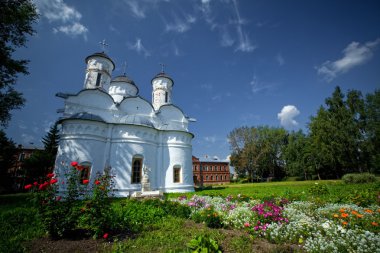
[167,180,380,206]
[0,194,44,253]
[0,180,378,252]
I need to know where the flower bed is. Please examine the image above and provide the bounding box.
[174,195,380,253]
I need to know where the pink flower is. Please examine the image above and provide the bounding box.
[47,173,54,178]
[24,184,32,190]
[95,180,100,185]
[103,233,108,239]
[244,222,250,227]
[83,179,89,184]
[50,178,58,184]
[56,196,62,201]
[33,182,38,186]
[71,161,78,167]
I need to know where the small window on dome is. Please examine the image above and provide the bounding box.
[96,73,101,87]
[165,92,168,102]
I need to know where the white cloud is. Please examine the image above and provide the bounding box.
[164,13,192,33]
[128,38,151,57]
[204,136,217,143]
[250,74,272,93]
[220,26,234,47]
[276,53,285,66]
[277,105,300,128]
[34,0,88,39]
[232,0,256,53]
[317,38,380,82]
[211,94,222,102]
[125,0,146,19]
[201,83,213,90]
[53,22,88,39]
[35,0,81,22]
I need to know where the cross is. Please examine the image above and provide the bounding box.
[159,63,165,73]
[99,39,109,52]
[122,61,127,75]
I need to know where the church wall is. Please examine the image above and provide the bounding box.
[109,124,158,196]
[55,120,108,189]
[161,131,194,192]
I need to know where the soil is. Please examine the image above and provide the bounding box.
[25,222,299,253]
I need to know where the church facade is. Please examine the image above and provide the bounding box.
[54,51,195,196]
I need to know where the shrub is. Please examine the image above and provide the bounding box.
[187,235,222,253]
[308,183,329,196]
[342,173,377,184]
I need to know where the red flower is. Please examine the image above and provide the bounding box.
[33,182,38,186]
[103,233,108,239]
[56,196,62,201]
[95,180,100,185]
[71,161,78,167]
[50,178,58,184]
[24,184,32,190]
[83,179,89,184]
[47,173,54,178]
[39,182,49,190]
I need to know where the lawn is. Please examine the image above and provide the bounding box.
[1,180,379,252]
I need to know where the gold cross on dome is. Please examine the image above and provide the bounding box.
[159,63,165,73]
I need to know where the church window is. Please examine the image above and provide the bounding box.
[165,92,168,102]
[173,166,181,183]
[79,162,91,184]
[132,157,143,184]
[96,73,101,87]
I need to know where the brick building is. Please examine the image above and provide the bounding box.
[192,156,230,186]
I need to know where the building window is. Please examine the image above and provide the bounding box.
[165,92,168,102]
[79,162,91,184]
[216,175,218,181]
[173,166,181,183]
[132,157,143,184]
[19,153,25,161]
[210,175,213,181]
[96,73,102,87]
[206,175,209,181]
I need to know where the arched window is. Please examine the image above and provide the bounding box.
[96,73,101,87]
[173,165,181,183]
[79,162,91,184]
[215,175,218,181]
[132,156,143,184]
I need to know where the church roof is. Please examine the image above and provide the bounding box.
[65,112,106,123]
[151,72,174,85]
[85,52,115,70]
[112,75,136,85]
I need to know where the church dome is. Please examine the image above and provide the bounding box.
[109,74,139,102]
[151,72,174,85]
[85,52,115,71]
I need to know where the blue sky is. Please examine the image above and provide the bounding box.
[5,0,380,161]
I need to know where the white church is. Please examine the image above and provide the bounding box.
[54,50,195,196]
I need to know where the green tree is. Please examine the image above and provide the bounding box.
[0,0,38,127]
[308,86,367,178]
[364,90,380,173]
[228,126,287,181]
[0,130,17,193]
[23,123,60,182]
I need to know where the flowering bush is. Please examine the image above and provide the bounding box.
[173,195,379,253]
[25,161,115,239]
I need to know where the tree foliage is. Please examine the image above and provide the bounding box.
[228,87,380,180]
[0,0,38,126]
[0,129,17,193]
[23,122,60,181]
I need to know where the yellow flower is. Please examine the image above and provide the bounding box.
[333,214,339,218]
